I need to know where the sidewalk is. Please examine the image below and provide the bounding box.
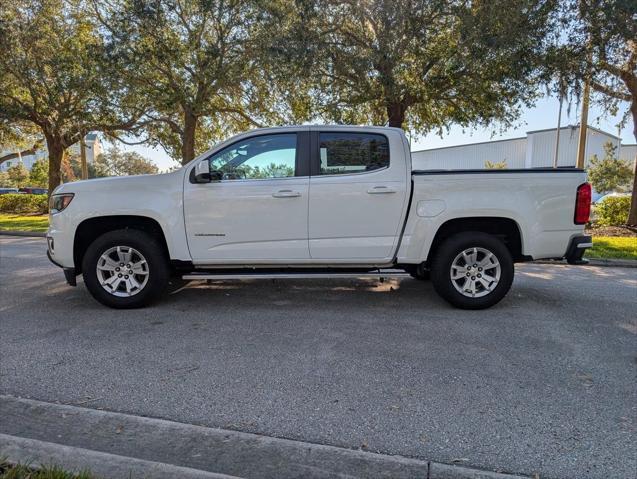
[1,395,527,479]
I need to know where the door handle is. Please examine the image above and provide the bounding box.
[367,186,396,194]
[272,190,301,198]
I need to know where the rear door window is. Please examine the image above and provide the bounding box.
[318,133,389,175]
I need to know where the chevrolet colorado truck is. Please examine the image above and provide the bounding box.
[46,126,592,309]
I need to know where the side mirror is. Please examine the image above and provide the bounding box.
[193,161,211,183]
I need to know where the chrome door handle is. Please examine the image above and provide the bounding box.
[272,190,301,198]
[367,186,396,194]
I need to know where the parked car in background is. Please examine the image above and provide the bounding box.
[47,126,592,310]
[19,187,48,195]
[0,188,19,194]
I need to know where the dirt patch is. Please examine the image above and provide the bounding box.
[586,226,637,237]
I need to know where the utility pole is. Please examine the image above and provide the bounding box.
[553,92,563,168]
[576,48,592,169]
[80,131,88,180]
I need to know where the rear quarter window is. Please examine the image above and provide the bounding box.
[318,133,389,175]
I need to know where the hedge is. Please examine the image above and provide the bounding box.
[595,196,631,226]
[0,193,48,214]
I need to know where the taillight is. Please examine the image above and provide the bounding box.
[574,183,591,225]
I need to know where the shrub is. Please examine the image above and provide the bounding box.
[587,142,632,194]
[485,160,507,169]
[595,196,631,226]
[0,193,48,214]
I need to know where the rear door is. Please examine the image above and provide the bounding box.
[184,130,311,263]
[308,129,409,261]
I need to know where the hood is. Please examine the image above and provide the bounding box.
[52,170,183,195]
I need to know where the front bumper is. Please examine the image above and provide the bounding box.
[47,247,77,286]
[565,235,593,265]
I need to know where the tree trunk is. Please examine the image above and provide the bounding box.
[386,102,407,129]
[45,135,64,196]
[181,111,198,165]
[627,99,637,226]
[80,134,88,180]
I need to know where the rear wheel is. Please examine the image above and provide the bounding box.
[430,232,513,309]
[82,229,169,308]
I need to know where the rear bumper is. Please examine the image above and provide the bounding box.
[565,235,593,265]
[47,248,77,286]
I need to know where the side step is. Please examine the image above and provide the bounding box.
[183,269,410,281]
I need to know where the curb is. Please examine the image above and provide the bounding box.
[0,230,46,237]
[583,258,637,268]
[429,462,529,479]
[0,395,529,479]
[533,258,637,268]
[0,433,239,479]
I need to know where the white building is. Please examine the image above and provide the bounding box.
[67,133,102,164]
[0,133,102,172]
[412,125,635,170]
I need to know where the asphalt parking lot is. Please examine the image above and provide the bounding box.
[1,235,636,479]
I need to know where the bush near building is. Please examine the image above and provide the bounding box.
[595,196,631,226]
[587,143,633,195]
[0,193,48,214]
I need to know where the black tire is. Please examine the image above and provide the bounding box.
[430,231,514,310]
[82,229,170,309]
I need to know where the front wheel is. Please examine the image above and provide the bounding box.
[430,232,514,310]
[82,229,169,309]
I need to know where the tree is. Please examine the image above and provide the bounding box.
[95,146,159,177]
[0,0,143,194]
[6,163,29,188]
[0,172,11,187]
[587,142,632,194]
[95,0,295,165]
[278,0,559,132]
[60,153,77,184]
[560,0,637,224]
[29,158,49,188]
[0,121,43,166]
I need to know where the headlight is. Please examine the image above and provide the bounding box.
[49,193,74,214]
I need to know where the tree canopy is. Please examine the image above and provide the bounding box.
[0,0,143,193]
[95,145,159,177]
[94,0,300,164]
[276,0,560,132]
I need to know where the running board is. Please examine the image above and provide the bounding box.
[182,270,410,281]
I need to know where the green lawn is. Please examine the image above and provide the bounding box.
[0,461,93,479]
[585,236,637,261]
[0,214,48,233]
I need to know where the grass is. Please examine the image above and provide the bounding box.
[0,461,93,479]
[0,214,48,233]
[585,236,637,261]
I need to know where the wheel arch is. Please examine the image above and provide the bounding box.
[74,216,170,274]
[425,216,526,266]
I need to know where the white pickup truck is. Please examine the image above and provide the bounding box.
[47,126,592,309]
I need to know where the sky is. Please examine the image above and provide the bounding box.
[119,94,635,171]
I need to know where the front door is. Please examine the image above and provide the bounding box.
[184,131,310,263]
[308,130,409,261]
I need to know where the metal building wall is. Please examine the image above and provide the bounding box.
[618,144,636,163]
[411,137,527,170]
[412,126,623,170]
